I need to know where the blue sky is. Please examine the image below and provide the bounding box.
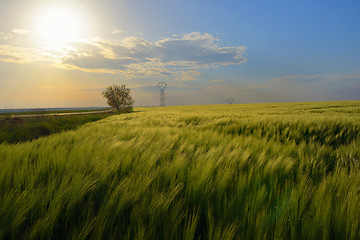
[0,0,359,107]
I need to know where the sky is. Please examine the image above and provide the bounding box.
[0,0,359,108]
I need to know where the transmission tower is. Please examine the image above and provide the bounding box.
[157,82,168,106]
[227,98,234,104]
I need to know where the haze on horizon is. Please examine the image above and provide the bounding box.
[0,0,359,108]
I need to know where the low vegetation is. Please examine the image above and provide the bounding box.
[0,113,112,144]
[0,101,359,239]
[0,108,110,117]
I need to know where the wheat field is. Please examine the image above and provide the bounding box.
[0,101,359,239]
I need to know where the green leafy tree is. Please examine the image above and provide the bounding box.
[102,84,134,113]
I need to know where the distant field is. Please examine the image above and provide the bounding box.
[0,101,359,239]
[0,112,113,144]
[0,107,111,116]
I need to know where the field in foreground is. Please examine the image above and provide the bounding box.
[0,101,359,239]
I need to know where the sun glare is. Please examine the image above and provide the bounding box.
[37,8,83,46]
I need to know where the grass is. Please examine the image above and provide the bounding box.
[0,108,111,116]
[0,112,113,144]
[0,101,359,239]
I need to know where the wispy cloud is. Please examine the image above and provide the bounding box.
[79,88,105,92]
[63,32,247,78]
[12,29,30,35]
[112,29,123,34]
[176,70,201,81]
[204,84,230,91]
[0,32,13,40]
[210,79,224,83]
[0,31,247,80]
[272,72,360,84]
[131,83,203,92]
[0,45,56,64]
[273,74,323,82]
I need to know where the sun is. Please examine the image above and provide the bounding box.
[37,8,83,46]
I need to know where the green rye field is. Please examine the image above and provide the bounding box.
[0,101,359,239]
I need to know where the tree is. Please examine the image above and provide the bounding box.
[102,84,134,113]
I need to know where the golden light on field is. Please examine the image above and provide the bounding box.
[36,8,83,46]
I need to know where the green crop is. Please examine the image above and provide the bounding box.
[0,101,359,239]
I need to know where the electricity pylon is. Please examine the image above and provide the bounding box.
[157,82,168,106]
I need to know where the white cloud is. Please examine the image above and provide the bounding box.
[272,72,360,84]
[0,45,54,63]
[112,29,123,34]
[0,32,13,40]
[0,31,247,79]
[176,70,201,81]
[155,32,246,65]
[62,32,247,78]
[12,29,30,35]
[272,74,323,82]
[204,84,230,91]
